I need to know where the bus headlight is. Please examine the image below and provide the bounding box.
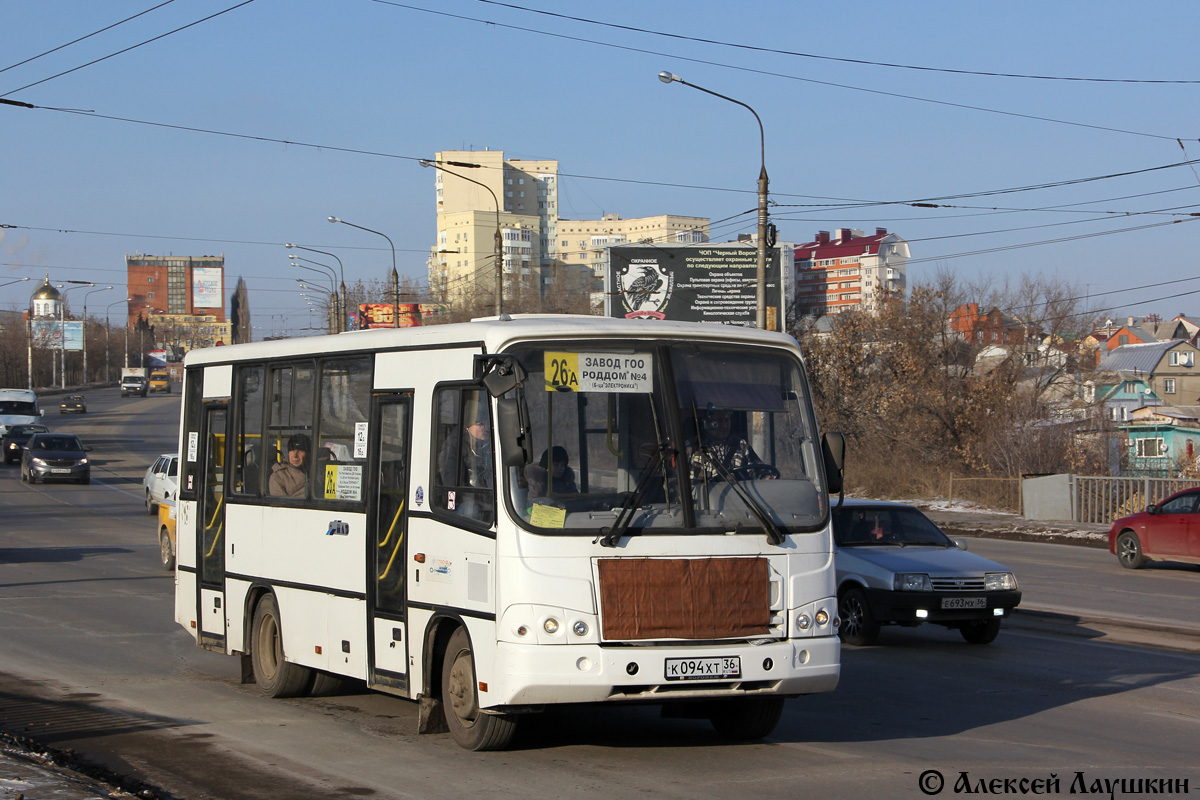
[815,609,829,626]
[572,620,589,637]
[543,618,560,634]
[796,614,812,631]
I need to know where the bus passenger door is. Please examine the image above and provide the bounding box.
[197,404,228,649]
[369,394,412,692]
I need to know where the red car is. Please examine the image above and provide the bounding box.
[1109,488,1200,569]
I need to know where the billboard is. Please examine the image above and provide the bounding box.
[29,320,83,351]
[358,303,422,329]
[192,267,223,308]
[606,245,785,329]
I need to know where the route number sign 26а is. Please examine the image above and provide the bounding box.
[544,352,653,394]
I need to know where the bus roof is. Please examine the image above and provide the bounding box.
[181,316,802,367]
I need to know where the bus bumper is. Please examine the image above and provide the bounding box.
[487,637,840,707]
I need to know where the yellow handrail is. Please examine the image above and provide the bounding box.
[377,501,406,581]
[203,496,225,559]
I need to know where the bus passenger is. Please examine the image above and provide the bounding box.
[270,433,310,498]
[526,446,577,497]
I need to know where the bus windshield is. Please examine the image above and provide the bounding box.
[0,401,36,416]
[505,340,827,536]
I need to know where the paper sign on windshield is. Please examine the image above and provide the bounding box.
[544,352,653,393]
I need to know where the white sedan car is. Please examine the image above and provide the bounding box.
[833,499,1021,645]
[143,453,178,515]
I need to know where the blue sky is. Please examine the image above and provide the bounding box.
[4,0,1200,337]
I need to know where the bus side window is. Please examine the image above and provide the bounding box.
[232,365,265,496]
[431,387,494,525]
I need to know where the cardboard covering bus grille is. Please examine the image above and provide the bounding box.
[597,557,769,640]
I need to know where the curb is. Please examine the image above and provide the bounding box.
[1006,607,1200,654]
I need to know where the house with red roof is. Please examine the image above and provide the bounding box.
[794,228,909,317]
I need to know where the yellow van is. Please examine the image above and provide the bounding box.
[149,370,171,393]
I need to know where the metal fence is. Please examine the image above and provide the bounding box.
[1072,475,1200,525]
[948,476,1022,514]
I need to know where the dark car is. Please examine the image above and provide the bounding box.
[21,432,92,485]
[60,394,87,414]
[1109,488,1200,569]
[2,424,50,464]
[833,500,1022,645]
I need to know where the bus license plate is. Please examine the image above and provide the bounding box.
[942,597,986,609]
[665,656,741,681]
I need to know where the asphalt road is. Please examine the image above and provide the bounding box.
[1,389,1198,799]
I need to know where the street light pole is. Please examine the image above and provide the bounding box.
[59,281,94,389]
[105,297,132,384]
[295,277,337,334]
[81,286,112,385]
[327,217,398,327]
[419,158,503,316]
[285,243,347,332]
[288,255,340,333]
[658,71,771,330]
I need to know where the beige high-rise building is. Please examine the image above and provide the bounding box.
[427,149,709,309]
[427,150,557,308]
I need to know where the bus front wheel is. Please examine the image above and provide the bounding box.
[251,594,313,698]
[707,696,786,740]
[440,627,517,751]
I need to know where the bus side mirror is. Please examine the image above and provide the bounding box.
[496,397,531,468]
[822,431,845,496]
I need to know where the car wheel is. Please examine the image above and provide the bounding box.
[441,627,518,750]
[250,594,313,698]
[145,491,155,515]
[707,697,786,740]
[1116,531,1146,569]
[960,618,1001,645]
[159,525,175,571]
[838,587,880,646]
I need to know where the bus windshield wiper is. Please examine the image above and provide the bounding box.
[692,447,786,546]
[596,444,669,548]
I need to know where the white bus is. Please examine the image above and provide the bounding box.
[173,316,845,750]
[0,388,42,436]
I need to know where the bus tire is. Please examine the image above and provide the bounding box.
[309,670,353,697]
[708,696,786,740]
[251,594,313,698]
[440,627,517,751]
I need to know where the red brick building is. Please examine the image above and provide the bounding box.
[126,254,225,328]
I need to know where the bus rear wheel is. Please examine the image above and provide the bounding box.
[251,594,313,698]
[440,627,517,751]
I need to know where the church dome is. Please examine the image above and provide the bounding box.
[31,279,61,302]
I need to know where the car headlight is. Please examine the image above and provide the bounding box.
[77,458,89,466]
[31,457,47,466]
[894,573,932,592]
[985,572,1017,591]
[6,442,16,451]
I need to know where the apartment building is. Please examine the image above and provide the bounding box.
[794,228,909,316]
[427,149,709,305]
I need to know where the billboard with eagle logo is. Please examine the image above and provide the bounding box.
[605,244,787,329]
